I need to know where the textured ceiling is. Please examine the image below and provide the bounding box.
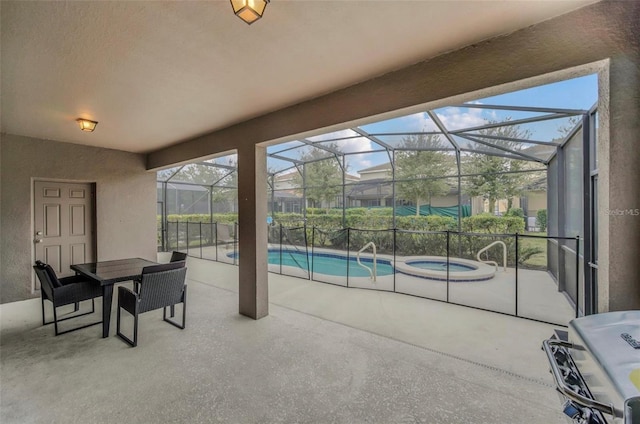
[1,0,595,154]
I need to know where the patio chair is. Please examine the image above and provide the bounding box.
[33,260,102,336]
[116,263,187,347]
[168,251,187,317]
[133,253,186,292]
[215,223,236,247]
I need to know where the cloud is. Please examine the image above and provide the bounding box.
[264,105,498,175]
[206,153,237,166]
[435,107,488,131]
[385,108,491,133]
[307,130,376,172]
[346,154,373,173]
[337,136,373,154]
[405,112,438,131]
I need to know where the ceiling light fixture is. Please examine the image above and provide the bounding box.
[230,0,270,25]
[76,118,98,132]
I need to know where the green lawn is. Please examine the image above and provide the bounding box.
[520,231,547,268]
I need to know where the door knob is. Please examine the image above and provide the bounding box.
[34,239,43,243]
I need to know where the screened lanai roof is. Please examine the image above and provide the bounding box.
[158,74,596,185]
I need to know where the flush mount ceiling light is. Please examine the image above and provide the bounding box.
[76,118,98,132]
[230,0,270,25]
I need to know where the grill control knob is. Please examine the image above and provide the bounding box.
[562,400,582,420]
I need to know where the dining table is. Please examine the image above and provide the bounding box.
[71,258,158,338]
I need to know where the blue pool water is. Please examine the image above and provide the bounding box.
[406,260,476,272]
[230,250,394,277]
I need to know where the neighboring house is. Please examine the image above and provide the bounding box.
[351,163,471,212]
[269,170,359,212]
[347,163,393,207]
[352,162,548,218]
[467,174,547,222]
[519,174,547,219]
[269,171,304,213]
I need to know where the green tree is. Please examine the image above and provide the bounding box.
[557,116,581,139]
[293,145,343,211]
[463,121,533,213]
[395,134,453,215]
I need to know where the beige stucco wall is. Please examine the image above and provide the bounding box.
[430,194,459,208]
[148,1,640,312]
[359,170,391,181]
[526,191,547,217]
[0,133,157,303]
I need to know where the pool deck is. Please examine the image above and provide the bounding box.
[184,255,566,383]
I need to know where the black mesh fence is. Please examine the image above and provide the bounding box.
[448,232,516,315]
[394,230,448,301]
[347,229,394,292]
[161,221,580,326]
[309,227,349,287]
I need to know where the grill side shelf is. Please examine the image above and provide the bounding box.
[542,339,617,418]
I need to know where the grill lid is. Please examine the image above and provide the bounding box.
[570,310,640,402]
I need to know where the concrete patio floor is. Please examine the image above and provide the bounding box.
[0,255,567,423]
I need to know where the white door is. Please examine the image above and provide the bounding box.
[34,181,95,280]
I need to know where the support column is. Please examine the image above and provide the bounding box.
[237,145,269,319]
[598,56,640,312]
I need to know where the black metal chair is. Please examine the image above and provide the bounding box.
[133,253,186,312]
[168,252,186,317]
[116,263,187,347]
[33,260,102,336]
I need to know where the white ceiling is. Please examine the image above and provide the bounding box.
[1,0,595,154]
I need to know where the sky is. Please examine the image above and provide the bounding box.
[194,73,598,178]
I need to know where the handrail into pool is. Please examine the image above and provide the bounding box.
[356,242,377,282]
[476,240,507,272]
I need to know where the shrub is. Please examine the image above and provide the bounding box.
[536,209,547,232]
[367,208,393,216]
[504,208,526,228]
[504,207,524,219]
[461,214,524,234]
[395,231,449,257]
[347,215,393,230]
[396,215,456,231]
[161,213,238,224]
[309,215,343,229]
[160,210,527,262]
[305,208,326,215]
[458,214,524,265]
[345,208,367,216]
[273,213,306,227]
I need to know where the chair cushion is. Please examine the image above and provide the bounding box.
[35,261,62,288]
[43,265,62,288]
[58,275,88,285]
[142,261,185,275]
[170,251,187,262]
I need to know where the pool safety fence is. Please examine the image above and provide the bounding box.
[162,221,581,326]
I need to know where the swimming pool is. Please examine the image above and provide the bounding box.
[406,260,476,272]
[395,256,496,281]
[229,249,394,277]
[227,250,494,281]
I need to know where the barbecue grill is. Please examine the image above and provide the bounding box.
[542,311,640,424]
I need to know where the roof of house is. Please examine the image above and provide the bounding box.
[358,163,392,174]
